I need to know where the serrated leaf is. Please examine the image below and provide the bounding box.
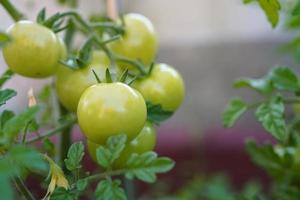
[3,106,39,141]
[96,134,127,168]
[0,32,11,48]
[257,0,281,28]
[9,145,47,172]
[95,179,127,200]
[270,67,300,91]
[64,142,85,171]
[233,76,273,94]
[255,96,286,141]
[0,175,13,200]
[125,152,175,183]
[50,187,75,200]
[0,70,13,88]
[76,178,88,191]
[146,102,173,125]
[0,89,16,106]
[223,98,247,128]
[246,140,283,175]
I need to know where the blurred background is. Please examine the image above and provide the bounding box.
[0,0,297,197]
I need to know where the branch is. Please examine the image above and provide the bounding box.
[26,118,76,144]
[0,0,24,22]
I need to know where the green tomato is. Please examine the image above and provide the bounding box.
[55,51,110,112]
[108,13,158,70]
[87,122,156,168]
[2,20,61,78]
[77,82,147,144]
[132,63,185,111]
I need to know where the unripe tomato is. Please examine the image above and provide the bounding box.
[55,51,110,112]
[87,122,156,168]
[108,13,158,70]
[2,20,61,78]
[77,82,147,144]
[132,63,185,111]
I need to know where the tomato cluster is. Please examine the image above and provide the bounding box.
[2,13,185,168]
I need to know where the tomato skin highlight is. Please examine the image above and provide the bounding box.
[2,20,61,78]
[133,63,185,111]
[55,51,110,112]
[77,82,147,144]
[87,122,157,168]
[108,13,158,70]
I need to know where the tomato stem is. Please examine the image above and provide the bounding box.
[0,0,24,22]
[14,176,35,200]
[26,117,76,144]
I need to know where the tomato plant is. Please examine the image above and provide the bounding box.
[220,1,300,199]
[0,0,183,199]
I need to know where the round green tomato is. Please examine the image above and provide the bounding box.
[77,82,147,144]
[108,13,158,70]
[55,51,110,112]
[133,63,185,111]
[2,20,61,78]
[87,122,156,168]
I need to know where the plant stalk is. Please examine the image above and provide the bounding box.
[26,118,76,144]
[0,0,23,21]
[58,106,73,169]
[14,176,35,200]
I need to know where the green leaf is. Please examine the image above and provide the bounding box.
[292,2,300,15]
[76,178,88,191]
[64,142,85,171]
[50,187,76,200]
[246,140,283,175]
[223,98,248,128]
[77,38,93,67]
[243,0,255,4]
[36,8,46,24]
[125,151,175,183]
[0,89,16,106]
[42,138,55,156]
[9,145,47,172]
[257,0,281,28]
[3,106,39,141]
[0,70,13,88]
[96,134,127,168]
[25,119,39,132]
[146,102,173,125]
[233,76,273,94]
[270,67,300,91]
[105,68,113,83]
[0,32,11,48]
[95,179,127,200]
[0,175,13,200]
[0,110,14,131]
[255,96,286,141]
